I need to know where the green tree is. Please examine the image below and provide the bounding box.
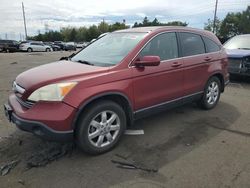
[109,22,128,32]
[69,28,77,41]
[204,17,221,36]
[133,17,188,27]
[220,6,250,38]
[86,25,101,41]
[142,16,150,26]
[152,18,160,26]
[98,21,109,33]
[165,21,188,26]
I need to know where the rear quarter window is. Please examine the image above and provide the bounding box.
[179,32,205,57]
[203,36,221,53]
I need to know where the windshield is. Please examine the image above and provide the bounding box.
[71,32,147,67]
[224,35,250,50]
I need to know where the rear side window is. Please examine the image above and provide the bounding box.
[140,32,179,61]
[203,37,221,53]
[179,32,205,57]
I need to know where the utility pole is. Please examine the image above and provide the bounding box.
[213,0,218,33]
[22,2,27,40]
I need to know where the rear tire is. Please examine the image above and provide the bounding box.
[27,48,32,52]
[76,100,126,155]
[198,76,221,110]
[46,48,51,52]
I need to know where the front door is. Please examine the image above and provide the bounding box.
[132,32,184,112]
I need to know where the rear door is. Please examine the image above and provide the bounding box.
[178,32,208,96]
[36,43,45,51]
[30,43,39,51]
[132,32,184,111]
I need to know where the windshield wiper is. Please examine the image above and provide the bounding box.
[75,60,94,66]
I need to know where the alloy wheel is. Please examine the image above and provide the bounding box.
[206,81,219,105]
[88,110,120,148]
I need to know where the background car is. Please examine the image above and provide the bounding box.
[76,42,84,48]
[19,42,53,52]
[54,41,66,50]
[0,40,19,52]
[44,42,61,51]
[64,42,76,51]
[224,34,250,77]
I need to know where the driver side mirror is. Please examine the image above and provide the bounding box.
[134,56,161,67]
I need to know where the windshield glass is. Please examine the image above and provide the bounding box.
[224,35,250,50]
[71,32,147,67]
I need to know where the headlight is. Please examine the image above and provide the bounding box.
[28,82,77,102]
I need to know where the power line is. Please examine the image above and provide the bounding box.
[213,0,219,33]
[22,2,27,40]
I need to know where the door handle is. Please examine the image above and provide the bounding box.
[204,57,212,61]
[171,62,182,67]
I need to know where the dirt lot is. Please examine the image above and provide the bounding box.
[0,52,250,188]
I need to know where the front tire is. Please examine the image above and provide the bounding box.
[46,48,51,52]
[76,100,126,155]
[198,76,221,110]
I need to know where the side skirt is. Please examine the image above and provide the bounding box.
[134,92,203,120]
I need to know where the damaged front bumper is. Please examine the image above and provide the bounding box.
[4,103,73,142]
[228,58,250,76]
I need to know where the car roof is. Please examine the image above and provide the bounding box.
[114,26,220,44]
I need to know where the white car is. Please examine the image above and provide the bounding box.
[19,42,53,52]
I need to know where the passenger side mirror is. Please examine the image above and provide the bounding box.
[134,56,160,67]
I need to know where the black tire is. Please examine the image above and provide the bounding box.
[198,76,221,110]
[27,48,32,52]
[76,100,126,155]
[46,48,51,52]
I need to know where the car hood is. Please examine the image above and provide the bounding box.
[16,60,110,90]
[226,49,250,58]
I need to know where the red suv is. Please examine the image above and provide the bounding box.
[4,27,229,154]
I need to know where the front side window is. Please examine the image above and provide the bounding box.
[203,37,221,53]
[71,32,147,67]
[140,32,179,61]
[179,32,205,57]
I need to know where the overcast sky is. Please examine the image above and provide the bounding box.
[0,0,249,40]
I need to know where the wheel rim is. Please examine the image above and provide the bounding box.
[88,110,120,148]
[206,81,219,105]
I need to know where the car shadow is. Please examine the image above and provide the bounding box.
[230,75,250,84]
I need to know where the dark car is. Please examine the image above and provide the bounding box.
[64,42,76,51]
[54,41,65,50]
[4,27,229,154]
[44,42,61,51]
[224,34,250,77]
[0,40,19,52]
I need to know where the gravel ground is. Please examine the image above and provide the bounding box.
[0,52,250,188]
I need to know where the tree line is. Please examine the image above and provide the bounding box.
[204,6,250,42]
[28,18,188,42]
